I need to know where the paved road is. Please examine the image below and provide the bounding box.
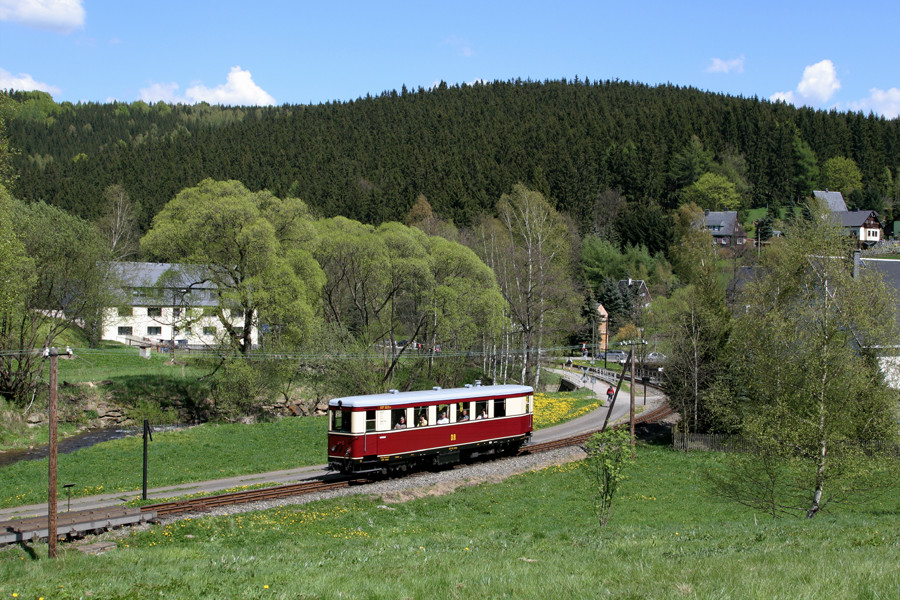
[0,368,665,522]
[532,367,665,444]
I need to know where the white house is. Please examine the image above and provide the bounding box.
[814,190,884,248]
[102,262,258,350]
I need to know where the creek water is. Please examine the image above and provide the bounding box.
[0,426,142,469]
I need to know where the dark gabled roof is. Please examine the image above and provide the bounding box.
[704,211,740,236]
[813,190,848,212]
[111,262,218,307]
[830,210,882,228]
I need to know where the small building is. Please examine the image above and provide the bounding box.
[815,190,884,248]
[617,279,652,309]
[101,262,257,350]
[832,210,883,248]
[704,210,747,246]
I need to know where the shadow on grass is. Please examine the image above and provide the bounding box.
[106,375,212,422]
[635,422,673,447]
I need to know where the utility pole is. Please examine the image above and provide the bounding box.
[629,340,636,458]
[47,347,58,559]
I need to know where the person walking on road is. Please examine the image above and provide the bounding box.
[606,386,615,403]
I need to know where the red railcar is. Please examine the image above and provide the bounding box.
[327,384,534,474]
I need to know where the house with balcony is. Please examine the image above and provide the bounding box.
[101,262,257,350]
[814,190,884,248]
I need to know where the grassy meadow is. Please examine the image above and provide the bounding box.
[1,444,897,599]
[0,417,327,508]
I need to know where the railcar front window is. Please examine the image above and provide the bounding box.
[366,410,376,432]
[332,409,351,433]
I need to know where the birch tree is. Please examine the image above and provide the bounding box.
[717,202,898,518]
[469,185,579,387]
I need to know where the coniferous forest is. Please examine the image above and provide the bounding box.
[3,79,900,235]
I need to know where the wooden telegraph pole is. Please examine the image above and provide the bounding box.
[629,341,636,458]
[47,347,59,558]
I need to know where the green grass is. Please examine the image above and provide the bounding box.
[56,344,209,383]
[0,417,327,508]
[1,445,897,599]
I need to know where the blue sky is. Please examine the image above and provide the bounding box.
[1,0,898,118]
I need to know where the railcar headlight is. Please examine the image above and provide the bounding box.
[330,445,337,452]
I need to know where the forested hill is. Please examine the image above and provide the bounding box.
[3,79,900,231]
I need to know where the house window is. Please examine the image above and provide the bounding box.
[173,308,182,317]
[232,309,244,319]
[203,326,216,336]
[117,326,133,336]
[174,327,192,336]
[147,326,162,336]
[147,307,162,317]
[118,306,133,317]
[867,229,880,240]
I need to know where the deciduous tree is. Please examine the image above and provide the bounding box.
[715,202,898,518]
[0,192,112,404]
[141,179,325,354]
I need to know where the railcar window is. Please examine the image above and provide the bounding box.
[416,410,429,427]
[475,400,489,419]
[437,404,450,424]
[495,399,507,418]
[392,408,408,429]
[365,410,376,432]
[332,409,351,433]
[457,402,470,421]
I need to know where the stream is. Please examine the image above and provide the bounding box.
[0,426,143,469]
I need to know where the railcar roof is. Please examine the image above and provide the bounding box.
[328,384,534,408]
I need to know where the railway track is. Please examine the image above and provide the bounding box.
[1,402,673,543]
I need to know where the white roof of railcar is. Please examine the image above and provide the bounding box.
[328,384,534,409]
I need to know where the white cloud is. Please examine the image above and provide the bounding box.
[0,0,84,33]
[848,87,900,119]
[707,55,745,74]
[770,90,795,104]
[139,67,276,106]
[796,60,840,103]
[0,66,60,94]
[138,82,182,104]
[771,59,840,107]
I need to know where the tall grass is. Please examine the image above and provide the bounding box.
[1,445,897,599]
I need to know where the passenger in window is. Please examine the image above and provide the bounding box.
[437,411,449,424]
[418,413,428,427]
[394,416,407,429]
[476,408,488,420]
[459,409,469,421]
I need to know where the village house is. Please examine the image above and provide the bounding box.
[814,190,884,248]
[102,262,258,350]
[704,210,747,247]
